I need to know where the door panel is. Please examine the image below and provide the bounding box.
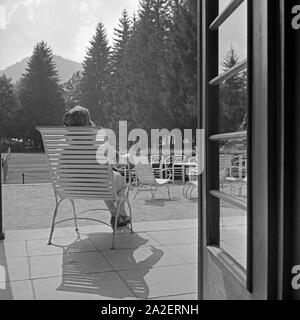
[200,0,276,300]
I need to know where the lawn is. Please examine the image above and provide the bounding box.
[5,152,51,184]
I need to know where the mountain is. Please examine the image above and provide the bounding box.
[0,55,83,84]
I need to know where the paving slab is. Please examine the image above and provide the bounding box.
[118,264,198,299]
[165,243,198,264]
[146,229,198,246]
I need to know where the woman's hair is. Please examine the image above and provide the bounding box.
[63,106,95,127]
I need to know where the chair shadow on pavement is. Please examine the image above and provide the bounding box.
[54,231,164,299]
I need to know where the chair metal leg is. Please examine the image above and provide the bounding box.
[230,182,234,195]
[48,199,63,245]
[152,187,158,199]
[71,200,79,232]
[186,185,192,198]
[111,200,123,250]
[189,186,197,199]
[133,188,139,199]
[183,183,190,197]
[111,226,116,250]
[167,184,171,199]
[127,200,134,233]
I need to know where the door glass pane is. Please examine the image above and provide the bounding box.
[217,0,248,270]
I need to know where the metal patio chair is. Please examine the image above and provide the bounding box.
[133,162,172,200]
[163,155,187,182]
[225,154,247,195]
[149,155,163,179]
[183,166,198,198]
[37,126,133,250]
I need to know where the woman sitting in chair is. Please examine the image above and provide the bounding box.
[63,105,131,228]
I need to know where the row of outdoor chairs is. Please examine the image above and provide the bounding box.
[115,154,198,184]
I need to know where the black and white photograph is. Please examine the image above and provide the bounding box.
[0,0,300,304]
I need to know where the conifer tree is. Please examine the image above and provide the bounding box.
[127,0,170,130]
[81,23,111,125]
[163,0,197,130]
[0,75,19,138]
[220,47,247,133]
[111,9,131,72]
[18,41,65,148]
[106,10,132,131]
[63,71,83,110]
[117,12,143,131]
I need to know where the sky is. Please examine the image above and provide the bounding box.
[0,0,140,69]
[219,0,247,68]
[0,0,247,70]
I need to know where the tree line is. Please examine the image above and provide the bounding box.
[0,0,246,150]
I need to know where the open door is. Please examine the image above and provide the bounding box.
[199,0,286,300]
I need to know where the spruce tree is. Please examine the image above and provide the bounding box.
[106,10,132,131]
[0,75,19,138]
[63,71,83,110]
[81,22,111,125]
[117,12,143,131]
[111,9,131,72]
[221,46,239,71]
[220,47,247,133]
[163,0,197,130]
[127,0,170,130]
[18,41,65,148]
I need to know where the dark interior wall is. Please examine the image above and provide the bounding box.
[282,0,300,300]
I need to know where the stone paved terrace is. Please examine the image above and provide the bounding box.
[0,183,246,300]
[0,219,198,300]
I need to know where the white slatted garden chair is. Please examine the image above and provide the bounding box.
[183,167,198,198]
[163,155,187,182]
[134,161,172,200]
[225,154,247,195]
[149,155,163,179]
[37,126,133,250]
